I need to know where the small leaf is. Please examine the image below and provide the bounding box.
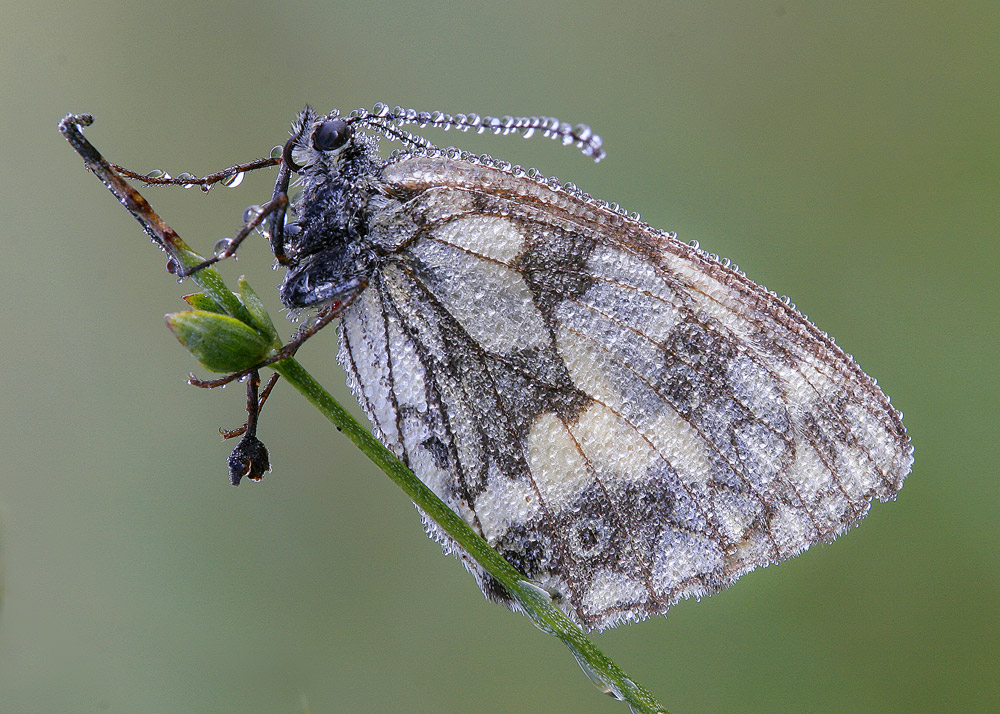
[182,292,226,314]
[166,310,272,373]
[238,276,278,343]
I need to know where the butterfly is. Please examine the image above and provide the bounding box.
[263,105,913,631]
[60,105,912,632]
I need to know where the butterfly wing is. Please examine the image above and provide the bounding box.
[337,156,912,631]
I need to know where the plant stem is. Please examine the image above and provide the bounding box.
[59,112,671,714]
[271,357,671,714]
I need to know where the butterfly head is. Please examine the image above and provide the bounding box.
[271,104,606,311]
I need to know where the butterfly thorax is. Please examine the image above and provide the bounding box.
[279,126,384,310]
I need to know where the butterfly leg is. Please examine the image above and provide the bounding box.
[58,112,288,277]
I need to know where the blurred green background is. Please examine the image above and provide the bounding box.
[2,1,996,712]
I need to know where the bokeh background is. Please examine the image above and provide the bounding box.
[2,2,997,713]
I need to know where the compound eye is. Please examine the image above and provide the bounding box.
[312,119,352,151]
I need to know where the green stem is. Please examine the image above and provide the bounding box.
[60,113,670,713]
[271,357,670,714]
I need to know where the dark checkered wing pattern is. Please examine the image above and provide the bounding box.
[337,156,912,631]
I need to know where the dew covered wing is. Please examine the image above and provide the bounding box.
[337,156,912,631]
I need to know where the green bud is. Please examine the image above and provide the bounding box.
[237,276,278,344]
[181,292,226,314]
[166,310,272,373]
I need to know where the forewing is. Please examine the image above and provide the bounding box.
[337,156,912,631]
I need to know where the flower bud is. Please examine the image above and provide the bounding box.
[165,310,272,373]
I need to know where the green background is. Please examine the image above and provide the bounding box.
[2,2,996,712]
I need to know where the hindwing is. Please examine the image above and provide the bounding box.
[337,156,912,631]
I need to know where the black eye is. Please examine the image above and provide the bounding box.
[312,119,351,151]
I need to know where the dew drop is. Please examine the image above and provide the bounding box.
[243,205,262,223]
[146,169,167,179]
[165,258,179,274]
[176,172,197,188]
[270,145,283,159]
[213,238,233,257]
[222,171,245,188]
